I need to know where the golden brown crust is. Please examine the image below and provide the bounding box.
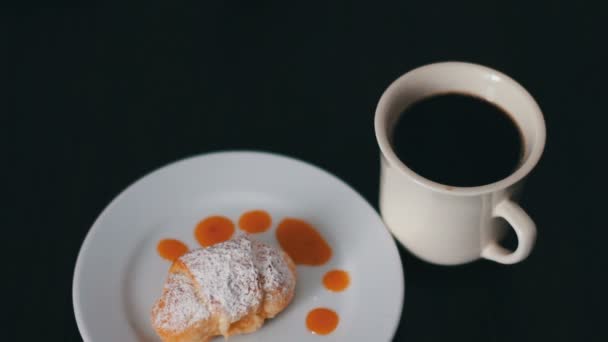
[151,262,218,342]
[151,242,296,342]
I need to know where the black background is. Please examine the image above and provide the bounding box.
[5,2,608,341]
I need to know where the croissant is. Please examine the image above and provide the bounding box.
[151,235,296,342]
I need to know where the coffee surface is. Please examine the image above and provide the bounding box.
[392,93,523,187]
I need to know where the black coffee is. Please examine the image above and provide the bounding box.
[392,93,523,187]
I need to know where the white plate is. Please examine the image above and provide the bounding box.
[73,151,404,341]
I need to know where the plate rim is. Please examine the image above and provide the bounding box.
[72,150,405,341]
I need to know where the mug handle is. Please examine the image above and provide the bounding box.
[481,199,537,264]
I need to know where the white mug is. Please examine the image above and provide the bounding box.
[375,62,546,265]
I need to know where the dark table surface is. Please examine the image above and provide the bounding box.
[5,2,608,341]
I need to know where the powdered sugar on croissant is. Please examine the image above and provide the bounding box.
[152,235,296,342]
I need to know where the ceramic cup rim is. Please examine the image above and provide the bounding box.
[374,61,546,196]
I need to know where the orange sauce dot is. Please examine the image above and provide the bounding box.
[323,269,350,292]
[238,210,272,233]
[157,239,189,261]
[276,218,332,266]
[306,308,339,335]
[194,215,235,247]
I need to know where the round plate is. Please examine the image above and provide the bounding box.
[73,151,404,341]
